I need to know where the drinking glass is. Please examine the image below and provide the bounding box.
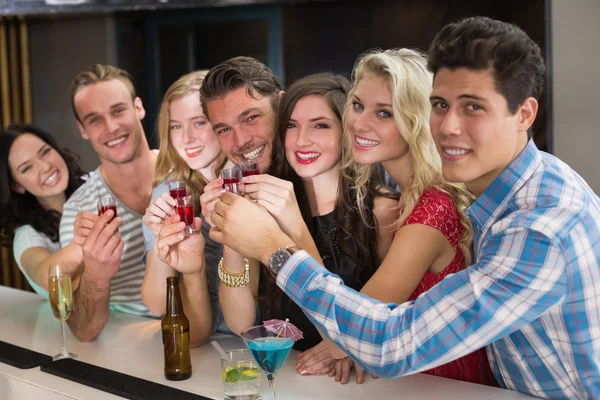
[240,160,259,178]
[175,195,195,235]
[48,264,77,360]
[97,197,117,222]
[241,325,296,400]
[222,168,241,195]
[221,349,262,400]
[168,180,187,199]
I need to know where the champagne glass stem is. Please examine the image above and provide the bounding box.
[60,319,67,356]
[268,376,276,400]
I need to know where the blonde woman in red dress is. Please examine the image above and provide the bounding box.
[296,49,497,387]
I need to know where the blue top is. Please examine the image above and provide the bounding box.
[274,141,600,399]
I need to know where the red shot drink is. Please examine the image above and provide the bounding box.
[97,197,117,222]
[175,195,195,235]
[168,180,187,199]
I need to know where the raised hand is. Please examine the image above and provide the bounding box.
[156,215,205,274]
[209,193,294,266]
[82,210,124,285]
[73,210,98,246]
[199,178,225,228]
[242,174,307,240]
[143,193,177,237]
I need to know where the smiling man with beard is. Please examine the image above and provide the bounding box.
[59,64,157,342]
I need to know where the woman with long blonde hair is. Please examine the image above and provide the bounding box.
[141,70,232,347]
[302,49,496,386]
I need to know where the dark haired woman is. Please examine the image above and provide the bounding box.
[217,73,398,364]
[0,123,86,295]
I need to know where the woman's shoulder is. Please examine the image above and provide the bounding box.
[13,225,57,260]
[416,187,459,214]
[403,187,461,231]
[14,225,54,242]
[151,178,170,201]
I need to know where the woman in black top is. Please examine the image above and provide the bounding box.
[221,73,398,374]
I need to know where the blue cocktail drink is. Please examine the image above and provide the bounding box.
[246,337,294,379]
[241,325,298,400]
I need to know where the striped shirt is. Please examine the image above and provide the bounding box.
[276,141,600,399]
[60,169,152,317]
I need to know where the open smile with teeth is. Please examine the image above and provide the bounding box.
[296,152,320,160]
[43,171,58,185]
[444,147,471,156]
[242,145,265,160]
[106,136,127,147]
[185,146,205,157]
[355,137,380,147]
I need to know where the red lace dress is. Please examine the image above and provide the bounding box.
[403,188,497,386]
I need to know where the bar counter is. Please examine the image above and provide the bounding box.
[0,286,535,399]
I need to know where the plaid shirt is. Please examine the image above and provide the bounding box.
[276,141,600,399]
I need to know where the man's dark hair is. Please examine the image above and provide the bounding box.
[428,16,546,115]
[200,56,282,118]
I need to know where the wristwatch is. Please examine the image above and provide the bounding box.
[268,246,298,275]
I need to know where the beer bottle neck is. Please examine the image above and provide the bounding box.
[166,277,183,316]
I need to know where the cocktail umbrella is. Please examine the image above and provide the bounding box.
[263,318,303,341]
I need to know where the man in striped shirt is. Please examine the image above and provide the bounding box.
[210,17,600,399]
[59,64,156,341]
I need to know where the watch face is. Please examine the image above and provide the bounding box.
[269,249,291,274]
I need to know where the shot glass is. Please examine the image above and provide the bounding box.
[175,195,195,235]
[97,197,117,222]
[221,349,261,400]
[221,168,241,195]
[240,160,259,178]
[168,180,187,199]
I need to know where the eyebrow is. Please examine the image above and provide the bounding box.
[430,94,489,102]
[352,95,392,108]
[82,102,128,123]
[17,144,48,171]
[309,116,333,122]
[238,107,261,123]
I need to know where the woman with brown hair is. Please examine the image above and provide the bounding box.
[216,72,399,369]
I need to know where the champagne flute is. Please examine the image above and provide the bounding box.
[48,264,77,360]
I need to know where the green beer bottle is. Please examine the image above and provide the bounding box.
[162,276,192,380]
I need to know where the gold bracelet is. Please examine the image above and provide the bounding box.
[218,257,250,287]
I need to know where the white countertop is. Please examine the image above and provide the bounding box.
[0,286,534,399]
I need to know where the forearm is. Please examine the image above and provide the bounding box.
[275,249,567,379]
[218,247,258,335]
[180,270,213,347]
[289,225,323,266]
[22,243,83,292]
[141,248,176,316]
[67,272,111,342]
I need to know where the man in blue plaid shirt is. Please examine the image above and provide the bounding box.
[210,17,600,399]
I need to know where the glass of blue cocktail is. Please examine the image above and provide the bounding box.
[240,325,296,400]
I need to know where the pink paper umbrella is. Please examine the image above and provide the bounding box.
[263,318,304,341]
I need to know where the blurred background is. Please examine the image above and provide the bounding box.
[1,0,598,289]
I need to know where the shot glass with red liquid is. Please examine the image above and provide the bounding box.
[97,197,117,222]
[221,168,241,195]
[175,195,195,236]
[240,160,259,178]
[168,180,187,199]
